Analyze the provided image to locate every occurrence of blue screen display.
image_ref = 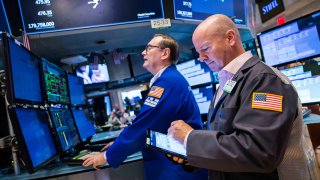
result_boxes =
[174,0,246,26]
[18,0,164,34]
[257,10,320,66]
[49,107,80,151]
[192,85,214,114]
[68,74,86,105]
[176,59,214,86]
[15,108,57,168]
[0,0,11,33]
[8,38,43,103]
[72,109,96,142]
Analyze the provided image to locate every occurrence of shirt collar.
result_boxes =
[149,65,170,87]
[222,51,253,74]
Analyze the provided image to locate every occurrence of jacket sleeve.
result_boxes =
[187,73,298,173]
[106,78,200,167]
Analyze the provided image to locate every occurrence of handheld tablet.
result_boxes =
[146,129,187,159]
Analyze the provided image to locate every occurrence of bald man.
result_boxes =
[168,14,309,180]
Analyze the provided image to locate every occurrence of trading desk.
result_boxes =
[0,152,143,180]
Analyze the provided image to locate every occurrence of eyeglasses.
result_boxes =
[144,45,164,54]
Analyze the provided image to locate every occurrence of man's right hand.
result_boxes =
[101,141,114,152]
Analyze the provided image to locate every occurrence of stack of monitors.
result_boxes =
[71,109,96,142]
[176,59,214,86]
[41,58,70,104]
[191,85,215,114]
[257,10,320,67]
[2,32,43,104]
[67,74,86,106]
[9,107,58,173]
[48,107,81,152]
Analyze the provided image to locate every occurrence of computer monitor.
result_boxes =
[67,74,86,106]
[192,85,215,114]
[9,107,58,173]
[173,0,247,26]
[76,64,110,85]
[41,58,70,104]
[257,10,320,67]
[242,39,258,55]
[176,59,214,86]
[2,32,43,104]
[280,64,320,105]
[71,109,96,142]
[48,107,81,152]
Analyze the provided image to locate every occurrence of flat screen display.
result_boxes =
[257,10,320,66]
[0,0,11,33]
[192,85,214,114]
[41,58,70,104]
[68,74,86,105]
[4,34,43,103]
[280,64,320,105]
[176,59,214,86]
[11,107,58,173]
[18,0,164,34]
[49,107,81,151]
[174,0,246,26]
[76,64,110,85]
[72,109,96,142]
[242,39,258,55]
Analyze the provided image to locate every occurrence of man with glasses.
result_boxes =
[83,34,207,179]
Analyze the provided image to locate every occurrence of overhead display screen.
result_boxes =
[18,0,164,34]
[174,0,246,26]
[0,0,11,33]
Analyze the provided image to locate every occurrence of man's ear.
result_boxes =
[161,48,171,60]
[226,30,236,46]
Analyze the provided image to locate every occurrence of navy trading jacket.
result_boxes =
[187,56,302,180]
[106,65,208,180]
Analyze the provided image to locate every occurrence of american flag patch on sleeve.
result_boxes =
[252,92,283,112]
[148,86,164,99]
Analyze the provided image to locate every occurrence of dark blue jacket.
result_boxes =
[106,65,208,180]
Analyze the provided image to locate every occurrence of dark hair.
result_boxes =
[154,34,179,64]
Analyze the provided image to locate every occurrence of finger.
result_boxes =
[170,120,178,126]
[93,164,101,170]
[173,156,179,162]
[166,154,172,158]
[177,158,184,164]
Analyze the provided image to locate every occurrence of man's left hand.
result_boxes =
[168,120,193,143]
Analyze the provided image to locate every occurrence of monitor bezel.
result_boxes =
[2,32,45,105]
[9,106,59,174]
[40,58,71,105]
[47,106,81,152]
[257,9,320,67]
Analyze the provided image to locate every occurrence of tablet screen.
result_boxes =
[146,129,186,158]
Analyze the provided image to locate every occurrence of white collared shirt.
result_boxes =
[149,65,170,87]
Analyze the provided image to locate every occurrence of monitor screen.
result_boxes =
[242,39,258,55]
[0,0,11,33]
[3,33,43,104]
[49,107,81,152]
[67,74,86,105]
[257,10,320,66]
[18,0,164,34]
[173,0,246,26]
[192,85,215,114]
[41,58,70,104]
[280,63,320,105]
[71,109,96,142]
[10,107,58,173]
[176,59,214,86]
[76,64,110,85]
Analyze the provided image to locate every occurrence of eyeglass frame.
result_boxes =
[144,44,165,54]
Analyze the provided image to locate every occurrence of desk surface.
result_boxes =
[0,152,142,180]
